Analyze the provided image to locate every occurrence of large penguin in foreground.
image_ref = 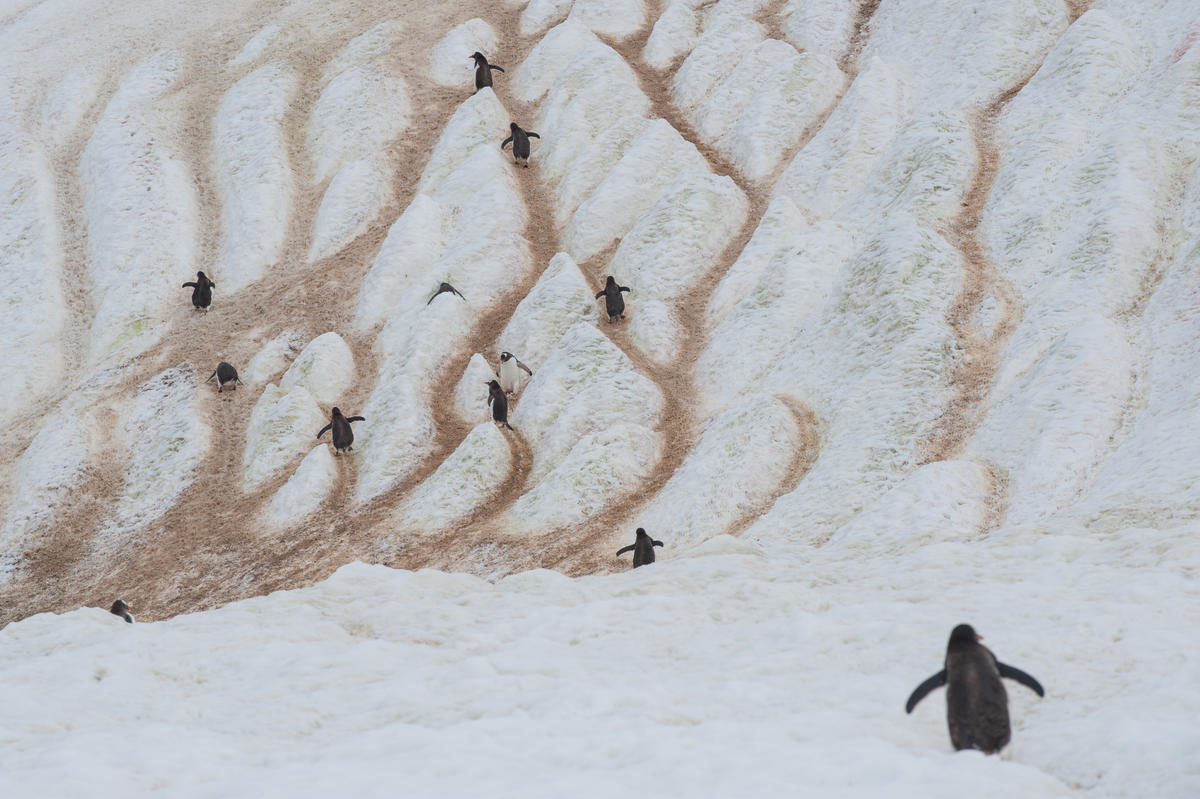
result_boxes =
[616,528,664,567]
[316,407,365,454]
[905,624,1045,754]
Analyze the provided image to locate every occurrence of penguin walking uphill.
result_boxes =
[616,528,664,568]
[207,361,242,393]
[317,407,365,454]
[905,624,1045,754]
[109,599,134,623]
[500,122,540,168]
[486,379,513,430]
[470,51,504,91]
[182,271,215,311]
[595,276,631,322]
[497,351,533,397]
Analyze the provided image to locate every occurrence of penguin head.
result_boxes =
[470,51,485,63]
[948,624,982,649]
[197,270,207,280]
[331,406,343,417]
[605,275,618,287]
[500,351,512,362]
[110,599,130,615]
[510,122,519,132]
[636,527,648,539]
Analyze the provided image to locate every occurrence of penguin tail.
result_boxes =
[206,370,217,383]
[504,422,514,431]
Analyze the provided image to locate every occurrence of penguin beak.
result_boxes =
[976,634,984,641]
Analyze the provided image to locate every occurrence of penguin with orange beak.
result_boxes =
[905,624,1044,753]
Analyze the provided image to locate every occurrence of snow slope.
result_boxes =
[1,0,1199,796]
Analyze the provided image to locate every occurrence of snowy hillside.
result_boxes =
[1,0,1198,795]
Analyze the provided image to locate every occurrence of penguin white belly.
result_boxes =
[498,359,522,394]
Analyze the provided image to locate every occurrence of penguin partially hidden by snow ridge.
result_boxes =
[905,624,1045,754]
[616,528,663,567]
[316,407,365,454]
[486,379,513,430]
[109,599,133,623]
[182,271,215,311]
[428,281,466,305]
[497,351,532,397]
[595,276,631,322]
[207,362,242,392]
[470,51,504,91]
[500,122,539,168]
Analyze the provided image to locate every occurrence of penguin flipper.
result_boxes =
[997,662,1045,697]
[451,286,465,300]
[527,132,540,139]
[504,421,514,431]
[316,424,332,439]
[616,544,636,557]
[346,416,366,423]
[500,136,513,150]
[489,65,505,72]
[517,360,533,377]
[206,370,217,383]
[652,540,664,547]
[182,281,197,288]
[594,290,605,299]
[905,670,947,713]
[619,286,631,292]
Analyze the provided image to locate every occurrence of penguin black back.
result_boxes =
[595,275,631,322]
[616,528,664,567]
[428,281,466,305]
[182,271,215,310]
[207,361,242,392]
[905,624,1045,754]
[316,406,366,453]
[470,51,504,91]
[109,599,133,623]
[486,379,513,430]
[500,122,540,167]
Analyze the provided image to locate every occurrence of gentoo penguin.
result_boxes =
[905,624,1045,754]
[206,362,242,392]
[616,528,664,567]
[181,271,215,311]
[595,276,631,322]
[470,51,504,91]
[428,281,466,305]
[486,379,513,430]
[500,122,540,168]
[316,407,365,454]
[497,351,533,397]
[109,600,133,623]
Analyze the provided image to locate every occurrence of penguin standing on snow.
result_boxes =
[109,600,134,623]
[207,362,242,392]
[500,123,540,168]
[486,379,513,430]
[182,271,215,311]
[905,624,1045,754]
[316,407,365,454]
[470,51,504,91]
[595,276,631,322]
[616,528,664,567]
[428,281,466,305]
[497,351,533,397]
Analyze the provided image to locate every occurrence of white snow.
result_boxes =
[643,1,698,69]
[429,19,499,89]
[451,353,500,426]
[242,382,325,491]
[265,444,337,528]
[213,62,296,292]
[392,422,512,534]
[496,252,601,368]
[278,332,355,406]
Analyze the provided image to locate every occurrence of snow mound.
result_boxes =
[265,445,337,528]
[643,1,699,69]
[278,332,355,406]
[497,252,601,369]
[394,422,512,534]
[243,383,325,491]
[452,353,500,426]
[429,19,499,89]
